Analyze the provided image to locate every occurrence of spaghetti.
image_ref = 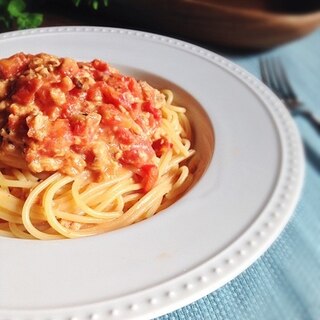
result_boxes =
[0,53,195,239]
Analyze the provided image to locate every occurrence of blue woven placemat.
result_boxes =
[158,29,320,320]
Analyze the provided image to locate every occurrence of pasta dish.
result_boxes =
[0,53,195,239]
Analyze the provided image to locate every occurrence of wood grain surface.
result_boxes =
[29,0,320,50]
[106,0,320,49]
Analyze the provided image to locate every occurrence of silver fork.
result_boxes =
[259,58,320,132]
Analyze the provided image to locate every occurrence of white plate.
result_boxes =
[0,27,304,320]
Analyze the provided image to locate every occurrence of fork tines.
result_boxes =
[259,58,297,101]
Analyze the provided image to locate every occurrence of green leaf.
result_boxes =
[72,0,81,7]
[16,12,43,29]
[92,0,98,10]
[7,0,26,17]
[70,0,109,9]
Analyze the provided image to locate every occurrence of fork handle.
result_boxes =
[293,108,320,133]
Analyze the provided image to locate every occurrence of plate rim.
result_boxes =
[0,26,305,320]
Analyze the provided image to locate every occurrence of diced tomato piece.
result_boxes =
[70,117,87,136]
[92,59,109,72]
[87,82,104,102]
[35,85,57,116]
[106,73,126,89]
[101,85,121,106]
[59,58,79,77]
[69,87,87,100]
[36,85,52,105]
[84,149,95,164]
[116,128,134,145]
[101,85,131,110]
[60,96,82,120]
[140,164,158,192]
[142,101,161,120]
[12,78,43,105]
[92,70,103,81]
[70,113,101,143]
[0,53,29,79]
[128,78,143,98]
[120,149,140,166]
[120,140,155,167]
[99,103,123,127]
[152,138,172,157]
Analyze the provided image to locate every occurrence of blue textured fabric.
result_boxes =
[158,29,320,320]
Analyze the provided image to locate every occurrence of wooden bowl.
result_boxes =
[106,0,320,50]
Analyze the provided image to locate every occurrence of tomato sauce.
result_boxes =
[0,53,171,191]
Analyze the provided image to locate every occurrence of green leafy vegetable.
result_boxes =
[0,0,109,31]
[0,0,43,30]
[7,0,26,17]
[17,12,43,29]
[72,0,109,10]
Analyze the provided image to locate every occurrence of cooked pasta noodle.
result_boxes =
[0,53,196,239]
